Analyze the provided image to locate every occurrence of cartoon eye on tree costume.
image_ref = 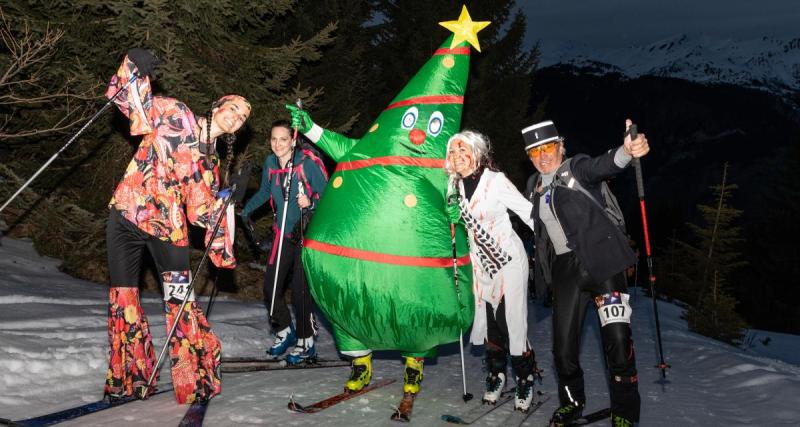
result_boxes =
[291,6,490,358]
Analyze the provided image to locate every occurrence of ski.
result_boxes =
[287,378,396,414]
[0,387,172,427]
[441,393,515,425]
[499,393,550,427]
[566,407,611,426]
[546,407,612,427]
[177,400,209,427]
[220,357,349,373]
[390,392,416,422]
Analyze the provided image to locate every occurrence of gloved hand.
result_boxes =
[446,199,461,223]
[127,48,163,81]
[285,104,314,134]
[217,187,233,199]
[228,161,252,203]
[445,174,462,224]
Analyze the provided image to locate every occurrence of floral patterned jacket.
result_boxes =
[106,56,235,268]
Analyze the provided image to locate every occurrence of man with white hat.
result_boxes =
[522,119,649,427]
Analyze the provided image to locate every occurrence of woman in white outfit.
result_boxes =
[444,130,538,412]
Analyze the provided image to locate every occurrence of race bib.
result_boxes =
[162,270,195,302]
[595,292,631,327]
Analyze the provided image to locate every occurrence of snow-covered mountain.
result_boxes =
[539,34,800,103]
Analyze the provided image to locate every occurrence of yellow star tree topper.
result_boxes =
[439,5,491,52]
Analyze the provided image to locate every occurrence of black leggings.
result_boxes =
[485,298,536,380]
[263,236,316,339]
[551,251,640,422]
[106,209,189,296]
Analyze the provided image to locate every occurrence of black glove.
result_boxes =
[228,161,253,203]
[126,48,163,80]
[240,214,273,254]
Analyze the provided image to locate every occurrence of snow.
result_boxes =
[1,236,800,426]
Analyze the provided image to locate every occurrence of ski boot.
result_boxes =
[483,347,507,404]
[344,353,372,392]
[267,325,297,358]
[514,374,535,412]
[286,336,317,365]
[403,357,424,394]
[611,413,635,427]
[549,403,585,426]
[483,372,506,404]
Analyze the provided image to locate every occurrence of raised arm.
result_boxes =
[105,49,161,136]
[574,119,650,185]
[286,104,358,161]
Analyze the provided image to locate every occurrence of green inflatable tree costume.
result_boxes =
[288,6,490,391]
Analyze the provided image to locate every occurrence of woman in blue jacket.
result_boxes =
[241,120,328,364]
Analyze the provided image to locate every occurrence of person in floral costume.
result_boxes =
[104,48,250,404]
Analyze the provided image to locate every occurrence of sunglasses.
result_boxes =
[527,142,559,159]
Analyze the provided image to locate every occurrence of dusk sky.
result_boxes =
[520,0,800,48]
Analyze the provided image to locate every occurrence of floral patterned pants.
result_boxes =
[105,288,221,404]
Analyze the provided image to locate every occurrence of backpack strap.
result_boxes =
[552,158,607,214]
[553,158,626,231]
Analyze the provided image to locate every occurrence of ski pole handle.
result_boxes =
[628,124,646,199]
[292,98,303,143]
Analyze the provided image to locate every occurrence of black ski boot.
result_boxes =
[549,403,584,427]
[510,349,539,412]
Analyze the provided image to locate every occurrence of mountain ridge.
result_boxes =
[539,34,800,106]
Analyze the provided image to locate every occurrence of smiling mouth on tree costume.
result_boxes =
[404,128,430,155]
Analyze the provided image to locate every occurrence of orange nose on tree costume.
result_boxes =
[103,52,244,404]
[288,6,490,404]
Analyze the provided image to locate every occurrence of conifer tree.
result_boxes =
[655,229,696,304]
[683,162,748,344]
[686,271,748,345]
[272,0,375,135]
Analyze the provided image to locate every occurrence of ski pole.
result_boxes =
[142,186,237,398]
[204,275,220,318]
[0,77,137,214]
[298,180,308,345]
[268,99,303,318]
[448,175,473,403]
[205,161,252,319]
[629,124,670,379]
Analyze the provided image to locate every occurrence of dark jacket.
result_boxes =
[241,148,328,236]
[524,149,636,285]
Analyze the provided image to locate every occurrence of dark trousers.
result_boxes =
[106,208,189,292]
[263,236,316,339]
[551,251,640,422]
[485,298,536,380]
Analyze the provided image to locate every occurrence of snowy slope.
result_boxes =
[539,35,800,102]
[1,236,800,426]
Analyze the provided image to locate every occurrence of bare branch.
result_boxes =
[0,6,98,141]
[0,114,90,139]
[0,89,98,104]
